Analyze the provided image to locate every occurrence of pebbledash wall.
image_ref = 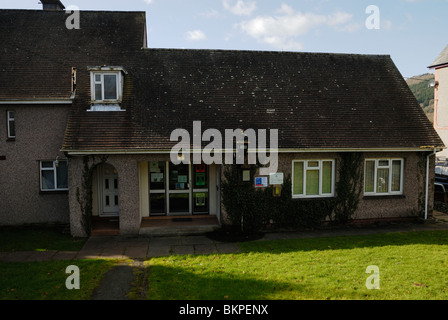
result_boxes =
[273,151,433,221]
[0,104,70,225]
[67,150,435,237]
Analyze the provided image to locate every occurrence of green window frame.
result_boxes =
[364,159,403,195]
[292,160,335,198]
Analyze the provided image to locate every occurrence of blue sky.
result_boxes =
[3,0,448,78]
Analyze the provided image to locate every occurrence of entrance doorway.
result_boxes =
[149,161,209,216]
[98,164,119,216]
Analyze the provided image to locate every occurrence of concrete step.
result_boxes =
[139,224,220,237]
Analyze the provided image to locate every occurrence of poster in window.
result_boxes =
[196,172,206,186]
[150,162,161,173]
[195,164,206,172]
[195,193,206,206]
[150,173,164,183]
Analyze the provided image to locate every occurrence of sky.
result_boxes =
[3,0,448,79]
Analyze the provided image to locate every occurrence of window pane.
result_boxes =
[193,192,209,213]
[95,74,101,82]
[308,161,319,168]
[322,161,332,194]
[149,161,166,190]
[293,162,303,195]
[41,170,55,190]
[56,161,68,189]
[194,164,208,188]
[378,160,389,167]
[104,74,117,99]
[150,193,165,214]
[8,112,15,137]
[306,170,319,195]
[41,161,54,168]
[391,160,402,192]
[376,168,389,193]
[365,161,375,193]
[95,83,102,100]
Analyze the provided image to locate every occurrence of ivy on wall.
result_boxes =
[75,155,108,235]
[332,152,363,224]
[221,153,363,233]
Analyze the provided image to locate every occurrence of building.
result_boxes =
[0,2,443,237]
[429,45,448,160]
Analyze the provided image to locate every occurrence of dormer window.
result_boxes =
[88,66,126,111]
[94,73,118,101]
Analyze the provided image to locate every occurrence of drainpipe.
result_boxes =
[425,148,437,220]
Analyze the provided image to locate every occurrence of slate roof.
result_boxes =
[1,9,443,152]
[0,9,146,100]
[429,45,448,69]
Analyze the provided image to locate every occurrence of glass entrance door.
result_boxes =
[149,161,210,216]
[168,163,191,214]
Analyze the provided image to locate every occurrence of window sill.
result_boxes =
[363,194,405,200]
[88,104,125,112]
[39,190,69,195]
[291,196,336,201]
[6,138,15,142]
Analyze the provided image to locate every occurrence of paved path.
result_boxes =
[2,214,448,262]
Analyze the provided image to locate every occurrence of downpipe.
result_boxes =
[425,148,437,220]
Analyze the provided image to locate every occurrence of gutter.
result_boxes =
[425,147,438,220]
[63,147,439,155]
[0,99,73,105]
[0,90,76,105]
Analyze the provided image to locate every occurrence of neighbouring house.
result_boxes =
[429,45,448,160]
[0,2,444,237]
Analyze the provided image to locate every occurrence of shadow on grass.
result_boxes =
[238,229,448,254]
[147,264,306,300]
[0,225,86,252]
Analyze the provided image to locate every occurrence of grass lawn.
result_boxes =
[0,225,86,252]
[0,259,117,300]
[146,230,448,300]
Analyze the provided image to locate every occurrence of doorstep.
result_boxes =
[139,215,220,236]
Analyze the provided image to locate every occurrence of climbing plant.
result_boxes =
[221,152,365,233]
[332,152,364,224]
[76,155,108,235]
[221,165,334,233]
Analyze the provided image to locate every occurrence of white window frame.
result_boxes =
[91,72,120,102]
[292,159,335,199]
[88,66,126,111]
[7,110,15,138]
[364,158,404,196]
[40,160,69,192]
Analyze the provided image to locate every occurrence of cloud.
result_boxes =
[223,0,256,16]
[198,9,222,19]
[238,4,358,50]
[185,30,207,41]
[143,0,154,4]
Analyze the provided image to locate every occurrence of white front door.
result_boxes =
[100,165,119,216]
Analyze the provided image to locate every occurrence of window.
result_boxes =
[93,73,118,101]
[7,110,15,139]
[40,160,68,191]
[292,160,335,198]
[89,67,125,110]
[364,159,403,195]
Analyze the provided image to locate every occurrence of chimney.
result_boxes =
[41,0,65,11]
